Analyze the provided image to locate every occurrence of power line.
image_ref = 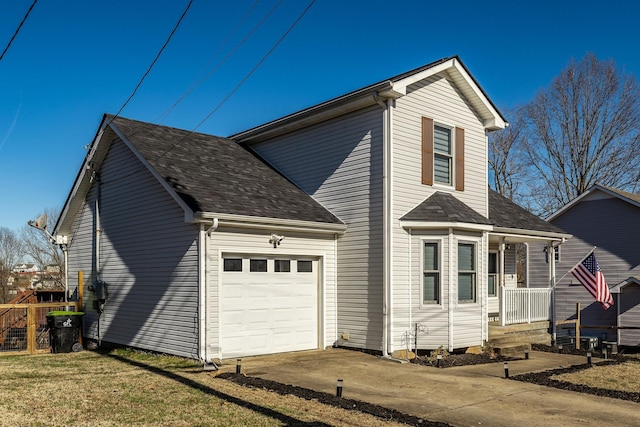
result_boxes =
[110,0,194,122]
[0,0,38,63]
[102,0,316,185]
[153,0,267,123]
[191,0,315,133]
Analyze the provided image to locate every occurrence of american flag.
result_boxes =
[571,252,613,310]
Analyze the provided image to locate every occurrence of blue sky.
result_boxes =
[0,0,638,232]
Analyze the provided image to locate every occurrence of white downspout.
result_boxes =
[334,233,338,346]
[408,228,412,349]
[548,240,557,342]
[62,245,69,302]
[448,228,454,351]
[380,96,394,357]
[200,218,218,366]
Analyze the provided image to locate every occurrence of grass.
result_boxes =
[551,359,640,393]
[0,349,405,427]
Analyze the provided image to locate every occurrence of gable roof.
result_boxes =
[231,56,507,144]
[548,184,640,221]
[488,188,567,236]
[55,115,344,236]
[401,192,492,226]
[610,276,640,294]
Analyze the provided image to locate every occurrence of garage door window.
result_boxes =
[274,260,290,272]
[250,259,267,272]
[223,258,242,272]
[297,260,313,272]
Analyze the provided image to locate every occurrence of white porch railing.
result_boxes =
[499,287,552,326]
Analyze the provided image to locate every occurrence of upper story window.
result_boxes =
[434,125,452,185]
[422,117,465,191]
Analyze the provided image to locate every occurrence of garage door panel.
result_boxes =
[220,256,318,358]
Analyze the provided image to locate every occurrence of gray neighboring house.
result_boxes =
[529,185,640,347]
[55,56,568,361]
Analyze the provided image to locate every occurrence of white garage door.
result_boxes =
[220,256,319,358]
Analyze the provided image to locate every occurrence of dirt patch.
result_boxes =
[217,373,451,427]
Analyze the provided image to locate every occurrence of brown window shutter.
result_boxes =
[455,127,465,191]
[422,117,434,185]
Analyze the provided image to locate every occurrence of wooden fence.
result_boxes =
[0,301,81,355]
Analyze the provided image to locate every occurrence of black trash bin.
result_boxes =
[46,311,84,353]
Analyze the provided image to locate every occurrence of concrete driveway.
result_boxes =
[215,348,639,427]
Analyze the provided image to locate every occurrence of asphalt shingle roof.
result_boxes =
[109,116,342,224]
[400,192,492,225]
[488,188,564,233]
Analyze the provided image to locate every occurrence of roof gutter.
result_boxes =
[193,212,347,234]
[231,81,395,144]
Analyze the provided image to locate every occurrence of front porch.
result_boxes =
[488,287,554,356]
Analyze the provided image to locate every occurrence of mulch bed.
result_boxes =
[410,351,520,368]
[217,346,638,426]
[217,372,450,427]
[510,344,640,403]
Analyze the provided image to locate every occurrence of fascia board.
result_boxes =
[399,220,493,232]
[195,212,347,234]
[491,228,572,241]
[54,118,111,236]
[108,122,195,223]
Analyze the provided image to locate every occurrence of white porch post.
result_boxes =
[498,238,506,326]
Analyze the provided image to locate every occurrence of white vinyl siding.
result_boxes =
[67,139,200,358]
[206,227,337,359]
[250,106,384,352]
[392,71,489,350]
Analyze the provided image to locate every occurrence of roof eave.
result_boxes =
[491,227,571,241]
[232,56,507,144]
[399,220,493,232]
[194,212,347,234]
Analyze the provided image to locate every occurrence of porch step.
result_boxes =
[489,331,551,347]
[488,321,551,354]
[493,342,531,357]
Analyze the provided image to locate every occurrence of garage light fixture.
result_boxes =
[269,233,284,248]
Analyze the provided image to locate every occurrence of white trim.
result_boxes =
[419,237,445,308]
[109,122,195,222]
[195,213,346,234]
[448,228,454,351]
[401,221,493,232]
[490,229,571,241]
[547,184,640,221]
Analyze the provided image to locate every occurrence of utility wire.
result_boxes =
[0,0,38,63]
[154,0,315,163]
[109,0,194,123]
[154,0,268,123]
[192,0,315,134]
[102,0,316,185]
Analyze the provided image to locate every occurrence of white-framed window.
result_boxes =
[458,242,476,303]
[422,241,441,304]
[488,252,497,297]
[421,117,465,191]
[544,245,560,263]
[433,125,453,185]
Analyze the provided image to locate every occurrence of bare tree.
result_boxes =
[0,227,24,303]
[489,106,529,203]
[522,53,640,216]
[21,208,65,290]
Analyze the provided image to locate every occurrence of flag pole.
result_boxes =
[551,245,596,345]
[554,246,597,286]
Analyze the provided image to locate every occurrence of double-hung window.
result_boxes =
[433,125,452,185]
[422,117,465,191]
[423,242,440,304]
[458,242,476,303]
[487,252,497,297]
